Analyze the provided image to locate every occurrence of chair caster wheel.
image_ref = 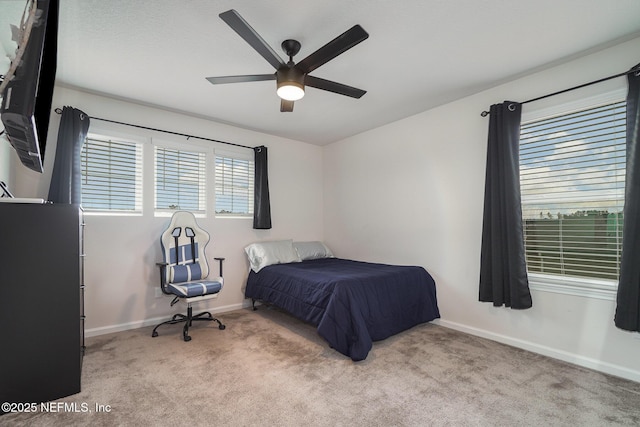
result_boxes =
[152,331,158,337]
[219,324,226,330]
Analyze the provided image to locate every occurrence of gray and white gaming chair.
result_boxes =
[152,211,225,341]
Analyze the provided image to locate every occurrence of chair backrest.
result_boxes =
[160,211,210,284]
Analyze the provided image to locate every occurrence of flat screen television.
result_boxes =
[0,0,58,173]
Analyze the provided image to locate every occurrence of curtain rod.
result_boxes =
[54,108,256,150]
[480,67,639,117]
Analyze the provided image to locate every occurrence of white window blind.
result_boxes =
[81,136,143,213]
[215,154,254,216]
[154,147,206,213]
[520,100,626,282]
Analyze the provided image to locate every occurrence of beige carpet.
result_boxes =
[4,306,640,426]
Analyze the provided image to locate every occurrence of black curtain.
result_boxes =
[47,106,90,204]
[479,101,532,309]
[615,63,640,331]
[253,145,272,229]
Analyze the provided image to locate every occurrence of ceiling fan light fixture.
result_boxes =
[277,81,305,101]
[276,66,305,101]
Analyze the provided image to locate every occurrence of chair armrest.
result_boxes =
[156,262,172,295]
[214,257,225,277]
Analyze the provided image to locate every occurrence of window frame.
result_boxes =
[80,132,144,216]
[214,148,255,218]
[153,143,208,217]
[520,88,626,300]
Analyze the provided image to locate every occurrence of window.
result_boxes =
[520,100,625,289]
[215,152,254,216]
[81,135,143,213]
[154,146,206,214]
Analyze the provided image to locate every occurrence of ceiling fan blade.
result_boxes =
[206,74,276,85]
[280,99,294,112]
[296,25,369,74]
[305,75,366,98]
[219,9,285,70]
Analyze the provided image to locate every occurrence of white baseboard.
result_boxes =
[433,319,640,383]
[85,302,250,338]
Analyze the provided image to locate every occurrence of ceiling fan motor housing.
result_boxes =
[276,66,305,100]
[277,66,305,87]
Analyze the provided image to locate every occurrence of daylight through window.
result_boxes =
[154,147,206,214]
[81,135,143,213]
[519,101,626,282]
[215,154,254,216]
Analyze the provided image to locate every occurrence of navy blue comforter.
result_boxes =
[245,258,440,361]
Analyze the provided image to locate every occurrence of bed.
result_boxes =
[244,240,440,361]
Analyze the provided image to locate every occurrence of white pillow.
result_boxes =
[293,241,334,261]
[244,240,301,272]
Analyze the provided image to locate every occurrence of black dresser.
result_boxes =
[0,202,85,408]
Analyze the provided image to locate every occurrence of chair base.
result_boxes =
[151,305,225,341]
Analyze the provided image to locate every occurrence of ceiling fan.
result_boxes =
[206,9,369,112]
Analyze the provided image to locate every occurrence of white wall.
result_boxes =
[7,37,639,381]
[324,37,640,381]
[12,86,324,335]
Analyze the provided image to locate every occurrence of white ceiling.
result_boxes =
[48,1,640,144]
